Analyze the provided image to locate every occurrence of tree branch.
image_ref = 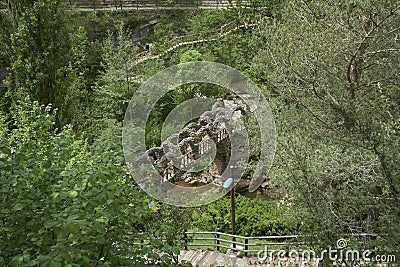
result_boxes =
[346,5,400,99]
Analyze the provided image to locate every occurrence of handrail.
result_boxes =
[132,21,259,66]
[185,231,301,256]
[185,231,299,240]
[185,231,383,239]
[188,238,302,247]
[164,128,228,180]
[132,231,387,256]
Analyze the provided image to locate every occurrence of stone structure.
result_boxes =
[133,98,246,186]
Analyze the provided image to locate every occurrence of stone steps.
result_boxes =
[179,249,322,266]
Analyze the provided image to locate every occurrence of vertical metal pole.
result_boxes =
[230,165,236,250]
[184,232,188,250]
[216,230,220,251]
[231,188,236,249]
[244,237,248,257]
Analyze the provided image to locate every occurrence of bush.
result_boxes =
[191,192,299,236]
[0,100,188,266]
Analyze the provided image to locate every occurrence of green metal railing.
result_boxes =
[133,231,301,257]
[133,231,386,257]
[184,231,301,257]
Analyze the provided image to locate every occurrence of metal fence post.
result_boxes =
[244,235,248,257]
[184,232,188,250]
[216,229,220,251]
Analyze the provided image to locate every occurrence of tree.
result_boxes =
[0,0,102,127]
[92,25,138,122]
[250,0,400,255]
[0,0,68,99]
[0,99,189,266]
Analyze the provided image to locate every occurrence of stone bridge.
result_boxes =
[132,98,247,187]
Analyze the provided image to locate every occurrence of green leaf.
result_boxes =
[48,261,62,267]
[10,255,24,266]
[69,190,78,198]
[13,203,24,211]
[67,221,79,234]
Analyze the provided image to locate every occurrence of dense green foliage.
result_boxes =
[0,100,192,266]
[192,193,299,237]
[0,0,399,265]
[251,0,400,253]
